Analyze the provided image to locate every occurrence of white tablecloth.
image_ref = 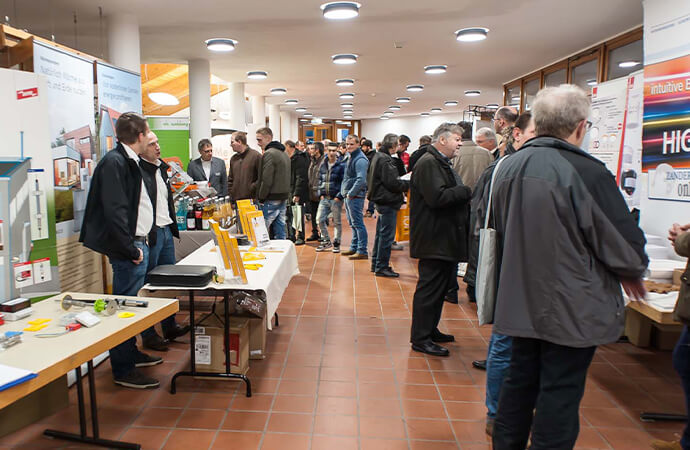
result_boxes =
[142,239,299,329]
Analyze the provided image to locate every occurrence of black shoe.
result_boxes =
[375,268,399,278]
[306,235,319,242]
[444,295,458,304]
[134,352,163,368]
[472,359,487,371]
[164,324,190,341]
[295,239,305,245]
[466,285,476,303]
[142,333,169,352]
[113,369,160,389]
[411,341,449,357]
[431,330,455,343]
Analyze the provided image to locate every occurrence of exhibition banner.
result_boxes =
[148,116,191,169]
[589,76,628,177]
[618,71,645,207]
[642,0,690,201]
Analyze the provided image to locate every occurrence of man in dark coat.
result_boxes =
[285,140,309,244]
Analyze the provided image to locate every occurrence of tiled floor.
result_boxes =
[3,216,686,449]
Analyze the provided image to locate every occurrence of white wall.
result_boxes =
[361,113,462,151]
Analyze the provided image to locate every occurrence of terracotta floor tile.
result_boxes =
[320,367,357,382]
[231,394,274,412]
[266,412,313,434]
[318,381,357,397]
[222,411,269,431]
[316,396,358,415]
[211,431,262,450]
[360,397,403,417]
[360,416,408,439]
[400,384,441,400]
[451,420,492,443]
[261,432,311,450]
[438,386,483,402]
[277,380,318,396]
[406,418,456,441]
[272,395,316,413]
[176,408,225,429]
[133,407,183,428]
[361,438,411,450]
[396,370,435,385]
[359,368,397,383]
[359,382,399,399]
[574,427,611,449]
[162,429,215,450]
[150,391,195,408]
[314,414,359,436]
[119,427,172,450]
[311,435,359,450]
[597,427,656,450]
[410,440,460,450]
[403,399,449,419]
[188,392,235,409]
[444,402,486,421]
[581,407,638,428]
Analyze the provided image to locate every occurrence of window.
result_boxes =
[506,85,521,111]
[523,77,540,111]
[79,137,91,145]
[569,52,600,91]
[607,39,643,80]
[544,68,567,87]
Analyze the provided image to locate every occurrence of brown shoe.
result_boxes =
[651,440,682,450]
[341,249,356,256]
[349,253,368,260]
[485,417,494,436]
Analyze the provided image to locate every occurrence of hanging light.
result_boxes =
[618,60,640,68]
[344,115,353,119]
[424,65,447,74]
[332,53,358,65]
[339,93,355,100]
[148,92,179,106]
[246,70,268,80]
[320,2,361,20]
[285,99,299,105]
[270,88,287,95]
[396,97,411,103]
[406,84,424,92]
[336,78,355,87]
[296,107,307,112]
[342,109,353,114]
[388,105,401,110]
[464,90,481,97]
[444,101,459,106]
[455,27,489,42]
[431,108,442,113]
[205,38,238,52]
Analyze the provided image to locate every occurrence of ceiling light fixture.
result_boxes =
[396,97,411,103]
[320,2,361,20]
[486,103,499,108]
[285,99,299,105]
[332,53,358,65]
[455,27,489,42]
[295,107,307,112]
[424,65,447,74]
[431,107,442,113]
[148,92,179,106]
[341,102,353,108]
[336,78,355,86]
[406,84,424,92]
[342,109,353,114]
[618,60,640,68]
[205,38,238,52]
[299,119,308,122]
[344,115,353,119]
[246,70,268,80]
[586,79,597,86]
[420,112,430,116]
[270,88,287,95]
[464,90,481,96]
[339,93,355,100]
[383,111,394,116]
[380,116,390,120]
[444,101,458,106]
[388,105,401,110]
[304,113,313,117]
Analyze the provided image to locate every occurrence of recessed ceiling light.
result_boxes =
[339,93,355,100]
[486,103,499,108]
[285,99,299,105]
[420,112,430,116]
[406,84,424,92]
[586,79,597,86]
[431,108,442,113]
[618,60,640,68]
[444,101,458,106]
[205,38,238,52]
[383,111,394,116]
[295,107,307,112]
[396,97,411,103]
[344,115,353,119]
[246,70,268,80]
[455,27,489,42]
[424,65,447,74]
[388,105,401,110]
[332,53,358,65]
[270,88,287,95]
[380,116,390,120]
[299,119,308,122]
[304,113,313,117]
[336,78,355,86]
[341,102,353,108]
[511,95,521,101]
[464,90,481,97]
[148,92,179,106]
[320,2,361,20]
[342,109,353,114]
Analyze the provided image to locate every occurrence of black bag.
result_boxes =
[147,265,216,287]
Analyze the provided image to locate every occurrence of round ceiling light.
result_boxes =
[341,102,353,108]
[246,70,268,80]
[486,103,499,108]
[332,53,358,65]
[336,78,355,87]
[295,107,307,112]
[344,115,353,119]
[424,65,447,74]
[396,97,411,103]
[342,109,353,114]
[464,90,481,97]
[148,92,179,106]
[388,105,401,110]
[455,27,489,42]
[444,101,458,106]
[420,112,430,117]
[339,93,355,100]
[303,112,313,117]
[586,79,597,86]
[406,84,424,92]
[320,2,361,20]
[285,99,299,105]
[618,60,640,68]
[270,88,287,95]
[299,119,308,122]
[431,107,442,113]
[205,38,238,52]
[383,111,394,116]
[380,116,390,120]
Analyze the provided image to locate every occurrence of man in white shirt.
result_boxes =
[187,139,228,196]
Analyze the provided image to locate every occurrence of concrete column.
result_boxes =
[188,59,212,158]
[268,104,281,141]
[290,113,299,141]
[247,96,266,150]
[106,14,140,73]
[227,82,246,132]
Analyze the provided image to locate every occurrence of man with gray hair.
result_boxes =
[489,85,647,449]
[409,123,472,356]
[475,127,499,159]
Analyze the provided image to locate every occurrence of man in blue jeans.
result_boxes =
[340,134,369,260]
[80,112,163,389]
[367,133,409,277]
[256,127,291,239]
[316,143,345,253]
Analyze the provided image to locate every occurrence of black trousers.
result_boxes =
[308,200,320,237]
[493,337,596,450]
[410,258,456,344]
[286,202,305,241]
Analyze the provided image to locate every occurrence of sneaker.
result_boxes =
[134,352,163,368]
[332,244,340,253]
[306,234,320,242]
[391,242,404,251]
[142,333,169,352]
[341,249,356,256]
[113,369,160,389]
[295,239,305,245]
[316,241,333,252]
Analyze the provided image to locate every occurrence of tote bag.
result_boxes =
[475,157,505,326]
[291,204,303,232]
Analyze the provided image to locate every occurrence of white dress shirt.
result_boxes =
[202,159,212,181]
[153,160,173,227]
[122,144,154,237]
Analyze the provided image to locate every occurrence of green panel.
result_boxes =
[156,130,191,170]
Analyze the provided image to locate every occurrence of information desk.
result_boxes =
[140,239,299,396]
[0,292,178,449]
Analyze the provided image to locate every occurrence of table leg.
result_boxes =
[44,360,140,449]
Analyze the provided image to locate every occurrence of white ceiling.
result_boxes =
[3,0,642,119]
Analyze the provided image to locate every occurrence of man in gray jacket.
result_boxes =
[187,139,227,197]
[256,127,290,239]
[490,84,648,449]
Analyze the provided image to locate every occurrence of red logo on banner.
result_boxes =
[16,87,38,100]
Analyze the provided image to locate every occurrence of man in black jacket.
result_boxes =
[285,140,309,245]
[80,112,162,389]
[367,133,409,278]
[307,143,325,242]
[407,135,432,172]
[409,123,472,357]
[362,139,377,217]
[138,131,189,351]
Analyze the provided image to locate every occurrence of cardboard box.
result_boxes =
[194,315,249,375]
[231,315,267,360]
[673,268,684,287]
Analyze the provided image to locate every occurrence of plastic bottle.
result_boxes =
[194,199,203,230]
[187,201,197,230]
[176,197,187,231]
[201,200,212,230]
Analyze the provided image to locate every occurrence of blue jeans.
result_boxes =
[486,332,513,418]
[674,326,690,450]
[371,204,397,271]
[142,226,177,339]
[262,200,287,240]
[109,240,149,378]
[317,197,343,244]
[345,196,367,254]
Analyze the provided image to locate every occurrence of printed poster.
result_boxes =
[589,77,628,177]
[617,71,645,207]
[96,62,141,159]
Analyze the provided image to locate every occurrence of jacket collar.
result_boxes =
[428,145,452,164]
[521,136,598,163]
[266,141,286,151]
